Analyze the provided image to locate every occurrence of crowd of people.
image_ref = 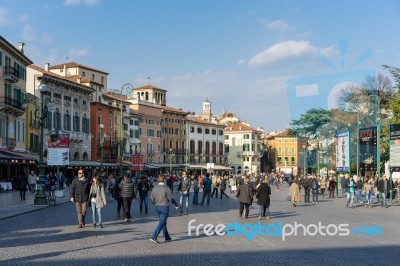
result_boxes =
[66,168,398,244]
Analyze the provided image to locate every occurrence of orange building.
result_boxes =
[267,131,308,176]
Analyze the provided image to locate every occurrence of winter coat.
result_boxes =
[289,182,300,202]
[119,178,135,198]
[70,177,90,203]
[202,177,212,192]
[236,183,253,205]
[320,179,327,189]
[256,183,271,207]
[311,179,319,194]
[18,174,28,190]
[89,183,107,208]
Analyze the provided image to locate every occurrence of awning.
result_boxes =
[144,163,162,169]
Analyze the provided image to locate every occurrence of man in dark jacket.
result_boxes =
[137,176,151,213]
[119,174,135,222]
[378,175,390,208]
[18,171,28,201]
[311,176,319,203]
[256,178,271,220]
[303,176,312,203]
[70,169,90,228]
[200,173,212,206]
[178,171,191,215]
[236,176,254,218]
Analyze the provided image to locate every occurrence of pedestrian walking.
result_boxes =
[289,179,300,207]
[229,176,236,194]
[236,176,253,218]
[219,176,229,200]
[192,175,200,205]
[303,175,311,203]
[150,174,178,244]
[18,171,28,201]
[28,171,37,194]
[89,175,107,228]
[328,177,336,198]
[114,177,123,217]
[345,175,355,208]
[210,175,220,198]
[200,173,212,206]
[378,175,390,208]
[137,176,151,213]
[178,171,191,215]
[70,169,91,228]
[311,176,319,203]
[256,178,271,220]
[320,178,327,198]
[119,174,135,223]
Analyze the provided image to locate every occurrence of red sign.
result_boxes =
[132,155,144,170]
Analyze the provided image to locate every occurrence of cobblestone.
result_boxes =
[0,186,399,265]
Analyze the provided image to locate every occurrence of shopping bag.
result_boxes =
[297,195,301,202]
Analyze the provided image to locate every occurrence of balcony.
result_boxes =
[3,66,19,83]
[69,132,88,142]
[1,137,16,151]
[0,97,25,117]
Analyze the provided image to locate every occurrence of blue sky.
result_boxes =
[1,0,400,131]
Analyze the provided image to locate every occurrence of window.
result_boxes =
[64,110,71,130]
[82,100,87,106]
[82,71,86,77]
[205,128,210,134]
[54,108,61,129]
[92,74,95,81]
[64,96,71,101]
[54,93,61,99]
[101,76,104,84]
[212,129,216,135]
[197,127,202,134]
[190,126,194,133]
[244,134,250,139]
[73,112,80,132]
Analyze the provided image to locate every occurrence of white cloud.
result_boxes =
[64,0,101,6]
[237,59,246,66]
[0,7,11,27]
[67,48,90,58]
[248,40,318,68]
[21,24,37,41]
[264,20,289,32]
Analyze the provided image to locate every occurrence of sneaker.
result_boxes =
[266,216,270,220]
[185,213,189,215]
[150,238,161,244]
[165,238,172,242]
[78,224,83,228]
[92,224,96,228]
[100,224,104,228]
[258,216,262,220]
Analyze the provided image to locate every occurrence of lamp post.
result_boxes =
[33,82,54,206]
[113,83,134,177]
[134,142,141,184]
[167,148,175,175]
[302,144,306,176]
[99,123,105,175]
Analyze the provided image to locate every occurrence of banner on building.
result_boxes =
[359,126,377,172]
[335,131,350,172]
[132,155,144,171]
[207,163,215,173]
[390,124,400,168]
[47,134,70,166]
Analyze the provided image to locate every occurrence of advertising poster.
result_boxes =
[390,124,400,168]
[359,126,377,172]
[335,131,350,172]
[47,134,70,166]
[132,155,144,171]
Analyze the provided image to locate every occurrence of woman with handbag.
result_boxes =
[289,179,300,207]
[256,178,271,220]
[89,175,107,228]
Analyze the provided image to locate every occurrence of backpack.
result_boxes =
[312,180,317,190]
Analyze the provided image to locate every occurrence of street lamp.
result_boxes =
[133,140,142,185]
[113,83,134,177]
[32,82,54,206]
[166,148,175,175]
[99,124,106,175]
[302,144,306,176]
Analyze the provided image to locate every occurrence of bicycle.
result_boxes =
[47,186,57,206]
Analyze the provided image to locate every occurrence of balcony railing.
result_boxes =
[3,66,19,83]
[2,97,25,112]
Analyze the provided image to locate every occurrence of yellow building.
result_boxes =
[267,131,308,176]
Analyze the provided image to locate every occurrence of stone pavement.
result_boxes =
[0,184,399,266]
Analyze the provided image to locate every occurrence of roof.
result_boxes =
[134,84,167,92]
[187,116,225,127]
[103,92,132,104]
[273,131,292,138]
[28,65,95,92]
[224,122,262,133]
[0,35,33,65]
[161,105,188,115]
[49,62,109,75]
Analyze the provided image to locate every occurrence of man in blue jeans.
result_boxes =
[200,173,212,206]
[178,171,191,215]
[150,174,178,244]
[137,176,151,213]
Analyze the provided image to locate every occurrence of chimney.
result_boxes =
[63,64,67,77]
[77,77,81,84]
[44,63,50,71]
[18,42,25,54]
